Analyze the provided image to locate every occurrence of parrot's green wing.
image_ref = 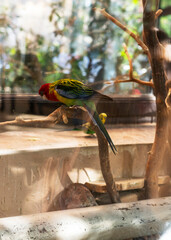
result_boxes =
[52,79,113,102]
[53,79,94,100]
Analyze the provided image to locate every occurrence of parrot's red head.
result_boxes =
[39,83,59,101]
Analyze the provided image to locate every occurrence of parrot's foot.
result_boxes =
[70,105,87,112]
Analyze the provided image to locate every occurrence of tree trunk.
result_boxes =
[143,0,168,198]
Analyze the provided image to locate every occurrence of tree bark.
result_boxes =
[143,0,168,198]
[95,128,121,203]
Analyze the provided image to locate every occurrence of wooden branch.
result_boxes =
[0,106,81,127]
[115,77,154,88]
[165,88,171,109]
[114,44,154,88]
[95,126,120,203]
[155,9,163,19]
[0,106,90,128]
[0,105,120,203]
[161,6,171,16]
[94,8,149,55]
[0,116,54,128]
[123,43,133,80]
[165,81,171,109]
[92,7,154,91]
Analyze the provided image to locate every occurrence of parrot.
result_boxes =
[39,79,117,155]
[82,113,107,136]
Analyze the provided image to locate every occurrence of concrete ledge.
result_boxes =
[85,175,171,193]
[0,197,171,240]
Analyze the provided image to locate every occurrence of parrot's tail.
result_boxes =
[85,105,117,155]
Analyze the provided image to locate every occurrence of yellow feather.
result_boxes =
[49,83,76,106]
[83,112,107,135]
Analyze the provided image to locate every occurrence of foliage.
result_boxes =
[159,0,171,36]
[0,0,166,94]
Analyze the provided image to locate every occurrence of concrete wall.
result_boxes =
[0,142,170,218]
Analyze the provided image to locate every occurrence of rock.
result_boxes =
[48,183,98,211]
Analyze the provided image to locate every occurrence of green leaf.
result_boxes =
[10,48,16,56]
[49,13,53,22]
[132,0,138,5]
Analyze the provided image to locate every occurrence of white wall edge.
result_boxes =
[0,197,171,240]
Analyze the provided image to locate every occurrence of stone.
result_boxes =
[48,183,98,211]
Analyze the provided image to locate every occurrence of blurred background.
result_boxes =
[0,0,170,122]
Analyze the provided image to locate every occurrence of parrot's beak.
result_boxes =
[39,91,48,100]
[42,95,48,100]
